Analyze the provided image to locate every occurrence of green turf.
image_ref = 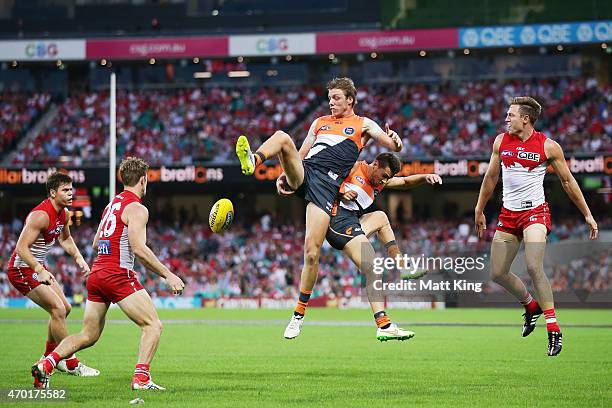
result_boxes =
[0,308,610,407]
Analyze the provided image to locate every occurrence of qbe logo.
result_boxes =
[517,151,540,161]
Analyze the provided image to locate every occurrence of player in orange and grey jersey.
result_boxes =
[278,152,442,340]
[236,77,403,339]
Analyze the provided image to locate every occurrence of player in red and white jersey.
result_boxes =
[8,172,99,387]
[32,157,185,390]
[475,96,598,357]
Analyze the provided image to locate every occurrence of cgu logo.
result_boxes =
[256,38,289,53]
[517,151,540,161]
[25,43,59,58]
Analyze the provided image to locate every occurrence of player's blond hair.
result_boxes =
[327,77,357,107]
[509,96,542,125]
[119,157,149,187]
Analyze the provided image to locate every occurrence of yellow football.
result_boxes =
[209,198,234,233]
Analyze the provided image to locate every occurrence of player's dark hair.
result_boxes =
[375,153,402,175]
[119,157,149,187]
[327,77,357,107]
[509,96,542,124]
[46,172,72,196]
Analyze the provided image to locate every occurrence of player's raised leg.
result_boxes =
[343,234,414,341]
[523,224,561,356]
[236,131,304,190]
[32,300,108,388]
[361,210,426,279]
[117,290,166,390]
[490,230,543,337]
[284,203,329,339]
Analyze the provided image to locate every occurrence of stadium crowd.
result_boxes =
[2,77,610,166]
[1,216,609,300]
[8,86,321,166]
[0,92,51,155]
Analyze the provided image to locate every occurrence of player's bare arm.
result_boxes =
[385,174,442,189]
[58,211,90,276]
[545,139,598,240]
[362,119,403,152]
[91,211,104,251]
[15,210,54,285]
[125,202,185,294]
[475,134,503,238]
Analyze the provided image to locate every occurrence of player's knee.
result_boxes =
[64,303,72,317]
[49,302,67,320]
[304,246,320,266]
[273,130,293,148]
[147,319,163,337]
[525,259,543,276]
[81,330,99,347]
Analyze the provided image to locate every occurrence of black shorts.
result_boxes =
[326,207,365,250]
[295,163,342,216]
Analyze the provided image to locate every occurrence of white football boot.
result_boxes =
[376,323,415,342]
[283,315,304,339]
[132,378,166,390]
[56,360,100,376]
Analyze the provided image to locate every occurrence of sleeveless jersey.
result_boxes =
[9,199,67,268]
[338,161,385,214]
[499,131,548,211]
[304,114,365,182]
[92,190,141,272]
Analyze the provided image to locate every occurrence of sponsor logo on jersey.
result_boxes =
[32,272,39,281]
[318,125,331,132]
[98,239,111,255]
[501,150,514,157]
[521,201,533,209]
[327,171,338,180]
[517,151,541,161]
[49,225,64,235]
[355,176,365,184]
[517,147,525,151]
[497,221,503,227]
[354,227,361,232]
[343,127,355,136]
[529,216,539,222]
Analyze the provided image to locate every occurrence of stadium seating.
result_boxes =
[1,217,608,299]
[5,76,607,166]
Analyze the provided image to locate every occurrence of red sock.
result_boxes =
[134,364,150,382]
[65,354,80,370]
[44,341,57,357]
[43,352,60,373]
[520,293,541,314]
[543,308,561,332]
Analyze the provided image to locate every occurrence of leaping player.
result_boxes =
[32,157,185,389]
[475,96,598,356]
[235,77,402,338]
[279,152,442,340]
[7,172,99,387]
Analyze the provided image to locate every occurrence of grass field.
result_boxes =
[0,307,611,407]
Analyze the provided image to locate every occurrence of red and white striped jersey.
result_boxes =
[499,131,548,211]
[92,190,141,272]
[9,199,67,268]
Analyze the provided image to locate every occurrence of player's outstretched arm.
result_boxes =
[545,139,598,240]
[15,210,54,285]
[126,203,185,294]
[58,212,90,276]
[385,174,442,190]
[363,119,403,152]
[474,134,503,239]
